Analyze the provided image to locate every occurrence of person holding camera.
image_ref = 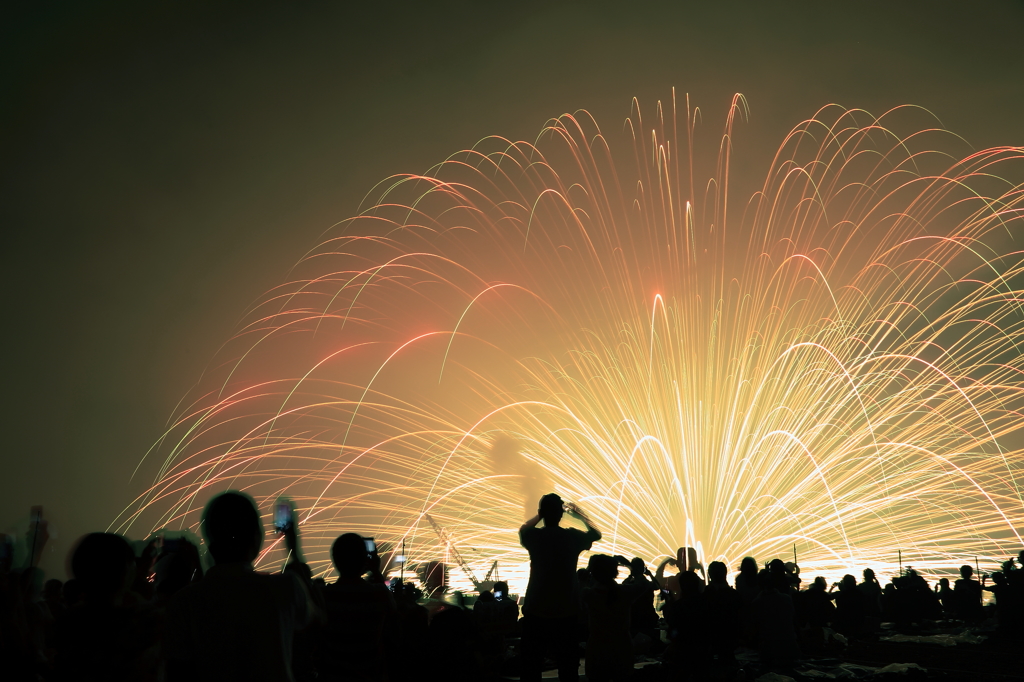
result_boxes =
[519,493,602,682]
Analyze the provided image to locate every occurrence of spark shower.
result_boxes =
[116,93,1024,588]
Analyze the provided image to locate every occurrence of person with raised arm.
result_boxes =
[655,546,705,600]
[163,491,317,682]
[519,493,602,682]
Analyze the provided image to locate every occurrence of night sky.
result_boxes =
[4,1,1023,578]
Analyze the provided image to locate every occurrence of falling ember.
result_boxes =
[114,92,1024,592]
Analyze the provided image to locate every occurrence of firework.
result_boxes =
[114,92,1024,591]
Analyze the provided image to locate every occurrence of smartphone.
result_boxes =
[494,589,504,599]
[364,537,377,554]
[274,500,292,533]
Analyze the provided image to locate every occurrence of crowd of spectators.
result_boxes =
[1,492,1022,681]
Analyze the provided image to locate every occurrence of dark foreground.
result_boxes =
[497,625,1020,682]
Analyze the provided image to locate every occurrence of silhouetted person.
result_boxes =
[42,578,64,617]
[474,577,519,676]
[152,536,204,601]
[317,533,395,682]
[751,570,799,672]
[490,579,519,630]
[663,570,710,680]
[519,493,601,682]
[734,556,760,605]
[164,491,314,682]
[891,568,940,627]
[581,554,657,682]
[766,558,791,594]
[783,561,802,591]
[622,557,658,638]
[17,566,48,670]
[427,606,480,681]
[703,560,741,663]
[830,574,868,638]
[53,532,158,682]
[953,564,984,621]
[656,546,705,599]
[1007,551,1024,632]
[131,538,161,603]
[799,576,835,651]
[982,571,1014,633]
[857,568,882,619]
[935,577,954,616]
[388,579,428,680]
[734,556,760,646]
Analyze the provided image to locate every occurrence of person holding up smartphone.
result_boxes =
[163,491,317,682]
[273,497,309,568]
[318,533,396,682]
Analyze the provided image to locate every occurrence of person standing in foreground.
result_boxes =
[519,493,602,682]
[164,491,316,682]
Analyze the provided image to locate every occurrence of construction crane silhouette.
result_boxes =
[423,513,498,592]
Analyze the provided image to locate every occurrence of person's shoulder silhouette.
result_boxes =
[164,491,312,682]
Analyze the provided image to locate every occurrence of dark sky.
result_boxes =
[3,0,1023,576]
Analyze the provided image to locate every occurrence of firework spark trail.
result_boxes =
[114,93,1024,591]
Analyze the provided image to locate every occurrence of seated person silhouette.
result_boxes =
[519,493,602,682]
[164,491,314,682]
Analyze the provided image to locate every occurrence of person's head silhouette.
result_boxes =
[675,546,700,571]
[863,567,876,582]
[678,570,702,598]
[629,557,646,577]
[959,564,973,580]
[202,491,263,565]
[70,532,136,603]
[707,560,727,585]
[493,580,509,598]
[331,533,369,579]
[538,493,563,527]
[739,556,757,575]
[588,554,618,586]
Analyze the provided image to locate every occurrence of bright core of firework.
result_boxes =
[117,93,1024,592]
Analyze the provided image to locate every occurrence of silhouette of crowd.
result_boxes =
[1,492,1022,681]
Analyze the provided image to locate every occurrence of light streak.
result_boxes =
[114,93,1024,592]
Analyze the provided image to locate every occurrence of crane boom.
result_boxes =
[423,513,482,589]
